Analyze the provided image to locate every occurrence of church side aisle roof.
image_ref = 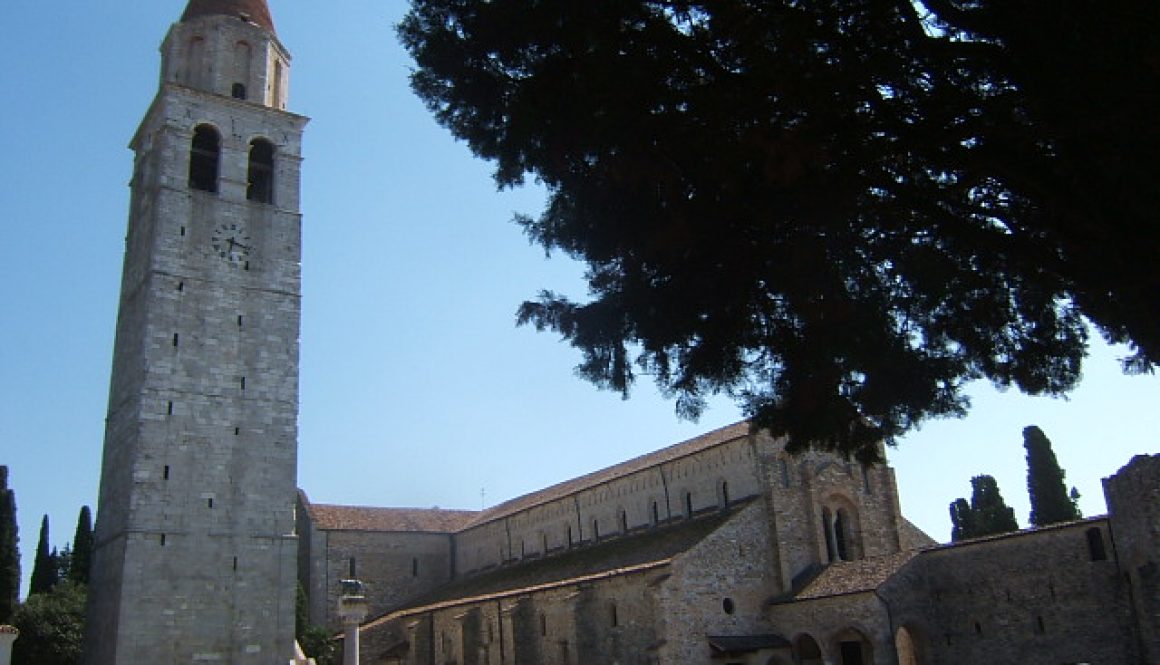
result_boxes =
[181,0,276,33]
[362,501,751,629]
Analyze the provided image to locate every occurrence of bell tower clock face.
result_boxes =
[210,222,252,263]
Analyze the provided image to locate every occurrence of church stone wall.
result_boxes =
[656,501,779,664]
[454,433,764,576]
[1104,454,1160,663]
[879,519,1136,665]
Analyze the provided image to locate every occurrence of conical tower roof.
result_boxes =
[181,0,275,34]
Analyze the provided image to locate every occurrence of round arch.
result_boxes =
[793,633,823,665]
[894,625,924,665]
[833,626,874,665]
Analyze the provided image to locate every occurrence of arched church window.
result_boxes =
[834,508,850,561]
[822,507,837,562]
[189,125,220,193]
[247,139,275,203]
[233,41,251,100]
[685,491,694,518]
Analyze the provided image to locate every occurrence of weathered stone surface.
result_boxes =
[85,4,306,663]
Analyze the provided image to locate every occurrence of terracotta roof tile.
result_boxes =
[308,504,478,533]
[364,502,750,627]
[792,550,918,600]
[181,0,276,34]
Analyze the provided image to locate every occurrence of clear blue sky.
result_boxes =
[1,1,1156,596]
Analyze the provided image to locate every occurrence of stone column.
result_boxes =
[337,580,369,665]
[0,625,18,665]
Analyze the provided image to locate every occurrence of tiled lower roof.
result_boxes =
[789,550,919,601]
[363,501,751,629]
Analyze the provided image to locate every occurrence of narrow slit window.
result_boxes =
[160,534,167,547]
[246,139,274,203]
[167,401,174,416]
[177,281,184,292]
[240,376,246,390]
[172,333,179,347]
[163,465,170,480]
[189,125,221,193]
[349,557,356,578]
[412,558,418,577]
[233,556,239,571]
[207,498,213,509]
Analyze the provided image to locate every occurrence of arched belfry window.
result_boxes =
[247,139,274,203]
[189,125,220,193]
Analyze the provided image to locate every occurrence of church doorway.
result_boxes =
[835,628,874,665]
[793,634,823,665]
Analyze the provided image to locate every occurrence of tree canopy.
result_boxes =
[950,474,1018,541]
[0,467,18,624]
[400,0,1159,460]
[1023,425,1080,526]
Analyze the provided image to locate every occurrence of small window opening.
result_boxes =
[189,125,220,193]
[349,557,356,577]
[592,519,600,541]
[567,525,573,547]
[620,510,628,533]
[163,465,170,480]
[685,492,694,517]
[233,556,238,571]
[240,376,246,390]
[232,83,247,100]
[823,508,837,562]
[721,481,730,507]
[160,534,167,546]
[412,557,418,577]
[246,139,274,203]
[1035,616,1045,634]
[1086,527,1107,561]
[651,501,660,526]
[207,498,213,509]
[610,604,619,627]
[177,281,184,291]
[723,598,735,615]
[539,613,547,636]
[834,509,850,561]
[173,333,179,347]
[974,621,982,635]
[180,226,186,237]
[237,315,244,328]
[167,401,174,416]
[234,427,240,436]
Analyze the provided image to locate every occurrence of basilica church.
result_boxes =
[84,2,1159,664]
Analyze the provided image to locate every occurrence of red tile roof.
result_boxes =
[181,0,275,34]
[307,503,478,533]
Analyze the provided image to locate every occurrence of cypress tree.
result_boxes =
[969,475,1019,538]
[949,497,976,542]
[1024,425,1081,526]
[0,466,19,623]
[68,506,93,585]
[29,514,58,596]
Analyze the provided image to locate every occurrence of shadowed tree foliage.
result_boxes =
[0,467,18,623]
[30,515,57,596]
[399,0,1159,460]
[950,474,1018,540]
[948,497,975,542]
[1023,425,1081,526]
[68,507,93,585]
[11,581,86,665]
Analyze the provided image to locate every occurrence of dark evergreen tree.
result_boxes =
[0,466,18,623]
[400,0,1160,460]
[68,506,93,585]
[969,475,1020,537]
[949,498,976,542]
[30,515,58,596]
[1024,426,1082,526]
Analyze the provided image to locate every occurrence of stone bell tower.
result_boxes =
[84,1,307,662]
